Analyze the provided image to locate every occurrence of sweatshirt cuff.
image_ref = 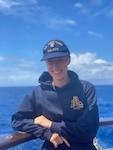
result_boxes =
[41,129,53,141]
[51,121,65,134]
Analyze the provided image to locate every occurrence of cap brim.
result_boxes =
[41,52,69,61]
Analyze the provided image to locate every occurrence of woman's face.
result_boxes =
[45,56,70,82]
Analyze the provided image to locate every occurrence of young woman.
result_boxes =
[12,39,99,150]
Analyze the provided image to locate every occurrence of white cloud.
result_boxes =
[74,3,83,8]
[94,59,107,64]
[108,9,113,16]
[0,0,38,8]
[0,0,38,16]
[88,30,104,38]
[0,53,113,86]
[0,57,41,86]
[9,70,38,82]
[0,0,76,30]
[17,59,35,68]
[91,0,102,5]
[56,18,76,26]
[0,66,40,86]
[69,52,113,84]
[0,56,5,61]
[70,52,96,65]
[65,19,76,25]
[0,0,19,9]
[90,1,113,18]
[90,6,111,18]
[41,11,76,29]
[74,2,89,15]
[74,0,113,18]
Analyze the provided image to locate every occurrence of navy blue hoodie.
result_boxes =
[12,71,99,150]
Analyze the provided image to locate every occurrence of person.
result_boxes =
[12,39,99,150]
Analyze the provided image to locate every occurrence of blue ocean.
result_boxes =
[0,85,113,149]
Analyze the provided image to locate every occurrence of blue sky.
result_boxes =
[0,0,113,86]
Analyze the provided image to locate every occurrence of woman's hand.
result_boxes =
[34,115,52,129]
[34,115,70,148]
[50,133,70,148]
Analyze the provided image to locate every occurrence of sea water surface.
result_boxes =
[0,85,113,149]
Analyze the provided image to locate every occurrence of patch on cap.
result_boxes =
[43,40,64,53]
[41,39,70,61]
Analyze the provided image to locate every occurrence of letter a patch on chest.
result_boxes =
[70,96,84,110]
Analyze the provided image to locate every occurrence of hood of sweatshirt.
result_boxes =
[38,70,80,91]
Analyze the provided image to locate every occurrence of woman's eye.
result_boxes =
[59,60,63,63]
[58,59,65,62]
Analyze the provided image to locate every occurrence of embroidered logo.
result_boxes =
[70,96,84,110]
[44,40,63,53]
[48,41,55,48]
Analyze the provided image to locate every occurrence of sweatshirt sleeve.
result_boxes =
[51,83,99,142]
[11,90,52,141]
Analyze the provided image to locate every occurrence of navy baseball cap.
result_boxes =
[41,39,70,61]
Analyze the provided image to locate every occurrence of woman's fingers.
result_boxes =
[34,115,52,129]
[62,137,70,147]
[50,133,70,148]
